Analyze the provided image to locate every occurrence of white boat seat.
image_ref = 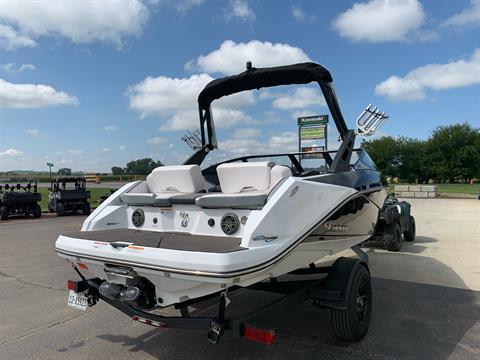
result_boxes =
[120,165,205,207]
[146,165,204,193]
[216,161,274,194]
[196,163,292,209]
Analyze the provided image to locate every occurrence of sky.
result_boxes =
[0,0,479,172]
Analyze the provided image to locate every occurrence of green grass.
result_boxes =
[37,187,113,212]
[388,183,480,195]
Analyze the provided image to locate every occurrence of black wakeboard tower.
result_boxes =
[185,62,355,172]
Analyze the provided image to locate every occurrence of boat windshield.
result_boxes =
[211,148,376,175]
[349,150,377,171]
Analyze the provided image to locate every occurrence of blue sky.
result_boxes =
[0,0,479,172]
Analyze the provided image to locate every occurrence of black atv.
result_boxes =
[368,194,416,252]
[48,177,91,216]
[0,181,42,220]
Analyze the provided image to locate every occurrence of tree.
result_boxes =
[124,158,163,175]
[396,137,427,183]
[58,168,72,176]
[361,136,400,179]
[111,166,124,175]
[424,123,480,183]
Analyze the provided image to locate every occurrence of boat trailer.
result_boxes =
[67,247,371,345]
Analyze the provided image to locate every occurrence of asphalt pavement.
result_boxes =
[0,199,479,359]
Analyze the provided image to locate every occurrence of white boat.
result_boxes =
[56,62,390,342]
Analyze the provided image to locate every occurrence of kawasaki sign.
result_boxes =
[297,115,328,126]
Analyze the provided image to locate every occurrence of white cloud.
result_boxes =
[0,24,36,50]
[128,73,255,130]
[147,137,167,144]
[218,138,261,155]
[225,0,256,22]
[271,87,326,110]
[98,148,111,153]
[175,0,204,13]
[219,131,297,155]
[189,40,311,75]
[25,128,40,137]
[2,63,35,73]
[267,132,297,151]
[104,125,119,131]
[442,0,480,29]
[119,145,126,150]
[0,78,78,108]
[375,48,480,101]
[158,108,256,131]
[0,148,23,157]
[68,149,83,155]
[291,109,317,120]
[0,0,150,50]
[232,127,261,138]
[332,0,425,43]
[292,5,306,21]
[129,74,213,117]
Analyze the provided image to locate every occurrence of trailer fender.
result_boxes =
[310,257,369,310]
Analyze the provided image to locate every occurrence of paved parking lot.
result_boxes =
[0,199,478,359]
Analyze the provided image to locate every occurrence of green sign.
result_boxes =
[46,162,54,167]
[297,114,328,126]
[300,126,325,140]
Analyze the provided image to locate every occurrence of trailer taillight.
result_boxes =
[67,280,77,291]
[243,325,276,345]
[67,279,88,293]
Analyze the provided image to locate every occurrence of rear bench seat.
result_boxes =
[120,165,205,206]
[196,162,291,209]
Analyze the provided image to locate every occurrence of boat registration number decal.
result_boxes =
[67,290,88,311]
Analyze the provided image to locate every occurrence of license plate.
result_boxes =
[67,290,88,311]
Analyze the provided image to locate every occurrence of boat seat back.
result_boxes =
[121,165,205,207]
[146,165,204,193]
[196,163,292,209]
[216,162,274,194]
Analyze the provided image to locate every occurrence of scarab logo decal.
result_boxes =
[253,235,278,242]
[324,223,348,232]
[180,211,190,228]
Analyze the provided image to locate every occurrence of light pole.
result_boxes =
[46,162,54,179]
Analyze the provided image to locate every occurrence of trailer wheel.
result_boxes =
[33,204,42,218]
[403,216,415,242]
[331,264,372,341]
[0,205,8,220]
[83,202,91,215]
[384,223,402,251]
[56,203,65,216]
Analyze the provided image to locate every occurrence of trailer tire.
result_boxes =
[331,264,371,341]
[384,223,402,251]
[0,205,8,220]
[56,203,65,216]
[33,204,42,218]
[403,216,415,242]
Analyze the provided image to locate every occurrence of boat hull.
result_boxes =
[55,178,386,307]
